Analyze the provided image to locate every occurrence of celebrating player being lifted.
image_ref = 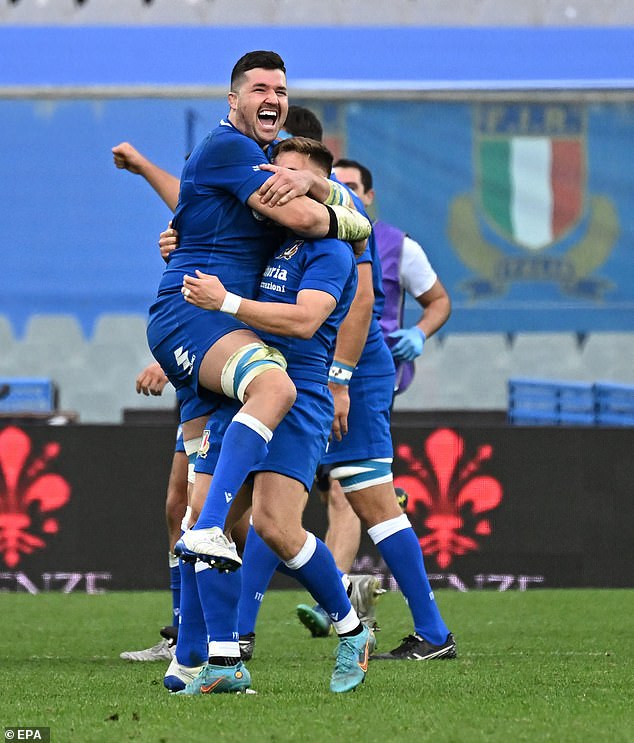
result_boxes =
[145,51,371,569]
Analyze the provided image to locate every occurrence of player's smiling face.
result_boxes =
[228,68,288,147]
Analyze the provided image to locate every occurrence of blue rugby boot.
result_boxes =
[330,624,374,693]
[175,661,252,695]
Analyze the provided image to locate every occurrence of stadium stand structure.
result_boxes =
[2,0,633,26]
[0,312,173,422]
[506,333,587,381]
[1,313,632,423]
[390,330,634,415]
[1,5,631,423]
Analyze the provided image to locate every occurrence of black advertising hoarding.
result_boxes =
[356,425,634,590]
[0,424,173,593]
[0,423,632,592]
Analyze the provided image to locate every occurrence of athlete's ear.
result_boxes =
[228,91,238,111]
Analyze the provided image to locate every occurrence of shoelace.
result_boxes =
[334,636,362,672]
[397,635,419,650]
[149,640,169,652]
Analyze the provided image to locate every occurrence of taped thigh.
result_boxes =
[220,342,287,402]
[329,458,393,494]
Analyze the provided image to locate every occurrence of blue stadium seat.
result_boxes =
[0,377,57,414]
[508,378,595,426]
[594,382,634,426]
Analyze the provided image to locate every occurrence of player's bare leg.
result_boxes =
[177,329,296,566]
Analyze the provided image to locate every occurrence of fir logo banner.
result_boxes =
[449,102,618,300]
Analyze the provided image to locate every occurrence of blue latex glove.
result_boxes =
[388,326,426,361]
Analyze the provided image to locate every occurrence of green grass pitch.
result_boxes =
[1,588,632,742]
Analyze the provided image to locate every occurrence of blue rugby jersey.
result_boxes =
[157,118,283,300]
[257,235,358,385]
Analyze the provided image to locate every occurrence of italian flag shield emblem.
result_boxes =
[477,105,585,250]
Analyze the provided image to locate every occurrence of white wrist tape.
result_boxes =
[329,362,354,386]
[220,292,242,315]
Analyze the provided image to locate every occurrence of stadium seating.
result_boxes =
[507,332,586,380]
[0,312,165,423]
[579,333,634,384]
[92,313,149,347]
[0,377,57,414]
[508,378,595,426]
[594,382,634,426]
[508,377,634,426]
[0,315,15,354]
[1,314,633,424]
[394,333,510,411]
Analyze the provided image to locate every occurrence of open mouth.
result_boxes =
[258,108,279,130]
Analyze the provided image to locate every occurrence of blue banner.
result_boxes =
[344,99,634,332]
[1,97,633,338]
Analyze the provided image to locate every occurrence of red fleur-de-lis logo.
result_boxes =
[395,428,503,569]
[0,426,71,567]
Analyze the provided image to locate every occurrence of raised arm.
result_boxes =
[112,142,180,212]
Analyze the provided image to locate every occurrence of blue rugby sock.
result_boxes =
[238,525,281,636]
[169,553,181,628]
[194,414,271,530]
[370,516,449,646]
[176,559,208,667]
[196,562,242,648]
[285,533,355,632]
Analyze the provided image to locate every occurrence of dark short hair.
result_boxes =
[283,106,323,142]
[333,158,373,192]
[230,50,286,90]
[272,136,334,176]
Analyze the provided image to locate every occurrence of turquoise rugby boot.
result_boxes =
[330,624,374,693]
[175,661,251,695]
[296,603,332,637]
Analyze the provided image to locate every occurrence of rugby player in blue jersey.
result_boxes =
[171,137,374,695]
[251,156,456,661]
[113,104,330,662]
[145,51,371,570]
